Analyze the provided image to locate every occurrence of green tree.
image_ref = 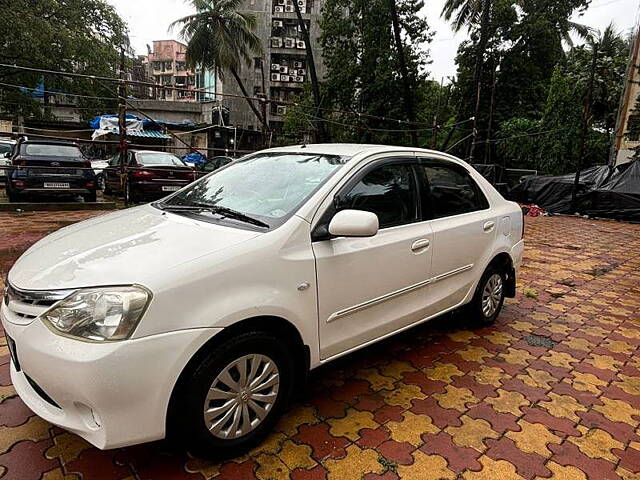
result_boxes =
[0,0,127,120]
[171,0,267,130]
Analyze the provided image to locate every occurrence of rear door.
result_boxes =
[313,156,434,360]
[416,156,497,314]
[105,153,123,192]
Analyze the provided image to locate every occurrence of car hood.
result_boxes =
[8,205,261,291]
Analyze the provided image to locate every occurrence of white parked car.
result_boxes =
[2,144,523,458]
[0,138,16,181]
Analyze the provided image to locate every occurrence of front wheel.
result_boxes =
[168,331,295,460]
[469,266,506,326]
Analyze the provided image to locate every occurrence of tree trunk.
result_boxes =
[292,0,328,142]
[389,0,418,146]
[468,0,492,162]
[230,67,268,130]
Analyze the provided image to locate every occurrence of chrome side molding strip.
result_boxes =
[327,264,473,323]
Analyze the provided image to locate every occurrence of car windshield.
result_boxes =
[24,144,82,157]
[159,152,349,227]
[0,143,12,154]
[137,152,186,166]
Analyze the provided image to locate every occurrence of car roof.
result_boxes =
[130,150,176,155]
[21,139,80,146]
[254,143,454,160]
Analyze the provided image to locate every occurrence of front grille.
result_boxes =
[2,284,74,325]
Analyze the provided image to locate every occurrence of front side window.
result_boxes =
[160,152,349,228]
[339,163,418,229]
[422,163,488,218]
[23,144,82,158]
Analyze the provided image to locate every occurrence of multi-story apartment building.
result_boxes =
[144,40,219,102]
[223,0,325,131]
[614,30,640,165]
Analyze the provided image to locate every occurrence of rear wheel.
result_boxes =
[6,188,20,203]
[83,190,97,203]
[168,331,295,460]
[469,265,506,326]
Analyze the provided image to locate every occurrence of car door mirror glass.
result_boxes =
[328,209,379,237]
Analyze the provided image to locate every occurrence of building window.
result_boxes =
[254,57,262,69]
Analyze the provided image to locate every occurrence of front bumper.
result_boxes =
[1,309,221,449]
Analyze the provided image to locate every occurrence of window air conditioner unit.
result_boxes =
[294,76,304,82]
[280,75,291,82]
[276,106,287,115]
[271,73,281,81]
[284,38,295,48]
[297,0,305,6]
[296,40,306,49]
[293,61,303,68]
[297,68,306,75]
[271,63,280,71]
[271,37,283,47]
[277,0,285,4]
[274,6,284,12]
[285,5,295,12]
[279,65,289,74]
[273,20,284,27]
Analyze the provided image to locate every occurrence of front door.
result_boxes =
[313,159,433,360]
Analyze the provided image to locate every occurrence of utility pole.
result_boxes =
[432,77,444,149]
[118,46,129,205]
[484,56,498,164]
[571,43,599,212]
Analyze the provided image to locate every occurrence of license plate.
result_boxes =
[44,182,70,189]
[162,186,180,192]
[6,335,20,371]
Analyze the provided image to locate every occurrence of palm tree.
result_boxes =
[171,0,268,130]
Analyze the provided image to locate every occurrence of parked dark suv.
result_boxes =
[6,139,98,202]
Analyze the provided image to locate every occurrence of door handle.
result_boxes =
[411,239,430,252]
[483,221,495,232]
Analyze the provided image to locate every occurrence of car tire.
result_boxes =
[469,265,506,326]
[6,188,20,203]
[168,330,295,460]
[83,191,97,203]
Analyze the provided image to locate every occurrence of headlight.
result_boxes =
[41,286,151,342]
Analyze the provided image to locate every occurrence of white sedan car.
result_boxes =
[2,144,523,459]
[0,138,16,181]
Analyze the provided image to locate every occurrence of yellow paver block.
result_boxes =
[184,455,221,479]
[484,331,516,346]
[250,432,287,456]
[587,354,623,372]
[274,406,318,436]
[485,389,529,416]
[40,469,81,480]
[0,385,16,404]
[379,383,426,409]
[45,433,92,465]
[618,327,640,340]
[386,411,439,446]
[539,393,588,422]
[433,385,479,412]
[506,420,562,457]
[255,453,290,480]
[546,324,572,335]
[397,451,456,479]
[447,331,478,343]
[324,444,384,480]
[510,321,536,333]
[568,426,624,462]
[445,416,499,451]
[565,371,607,394]
[617,467,640,480]
[582,326,609,338]
[424,362,464,383]
[541,351,579,369]
[471,366,508,387]
[593,397,640,425]
[278,440,317,470]
[462,456,526,480]
[602,339,635,355]
[615,375,640,396]
[535,461,587,480]
[327,408,379,441]
[354,368,395,391]
[499,348,535,366]
[517,368,556,390]
[457,346,493,363]
[379,360,416,379]
[0,416,51,454]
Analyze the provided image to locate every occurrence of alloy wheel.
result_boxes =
[481,273,503,317]
[203,354,280,440]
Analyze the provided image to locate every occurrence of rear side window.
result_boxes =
[339,163,418,229]
[23,144,82,157]
[422,163,489,218]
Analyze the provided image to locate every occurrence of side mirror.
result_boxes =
[328,209,379,237]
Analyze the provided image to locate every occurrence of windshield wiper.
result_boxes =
[158,202,270,229]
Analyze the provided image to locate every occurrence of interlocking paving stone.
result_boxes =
[0,212,640,478]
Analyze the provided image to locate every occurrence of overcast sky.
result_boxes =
[108,0,639,80]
